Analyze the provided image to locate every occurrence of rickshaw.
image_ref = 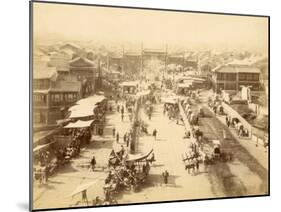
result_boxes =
[211,140,233,162]
[212,140,221,160]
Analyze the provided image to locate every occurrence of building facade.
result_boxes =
[211,64,261,93]
[33,66,82,128]
[69,57,96,97]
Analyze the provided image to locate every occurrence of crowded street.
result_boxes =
[33,87,268,209]
[32,5,268,210]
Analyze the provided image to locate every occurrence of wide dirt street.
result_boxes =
[34,96,268,209]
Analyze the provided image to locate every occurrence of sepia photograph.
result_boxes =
[31,1,269,211]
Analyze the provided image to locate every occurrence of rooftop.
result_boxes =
[69,57,96,67]
[49,80,81,93]
[143,48,166,54]
[60,42,81,50]
[212,64,260,74]
[33,66,57,79]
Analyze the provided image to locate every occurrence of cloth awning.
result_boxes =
[212,140,221,145]
[68,105,96,118]
[120,81,138,87]
[70,180,99,197]
[125,149,153,162]
[33,128,60,144]
[68,95,106,118]
[76,95,106,105]
[64,120,94,128]
[163,97,177,104]
[33,140,56,152]
[178,83,192,88]
[136,90,150,97]
[33,143,50,153]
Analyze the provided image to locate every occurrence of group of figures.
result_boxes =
[104,148,155,203]
[34,128,92,185]
[180,91,234,175]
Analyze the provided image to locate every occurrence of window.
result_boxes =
[253,74,259,81]
[225,73,236,81]
[246,74,253,81]
[33,94,46,103]
[217,73,223,80]
[65,93,76,102]
[51,94,61,102]
[239,73,246,80]
[34,112,41,123]
[225,83,236,90]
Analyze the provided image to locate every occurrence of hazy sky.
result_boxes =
[33,2,268,51]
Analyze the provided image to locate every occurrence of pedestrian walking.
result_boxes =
[126,136,130,147]
[82,190,88,205]
[112,127,116,137]
[195,158,200,173]
[91,155,96,171]
[116,132,119,143]
[162,170,169,184]
[123,133,127,143]
[121,113,124,121]
[213,106,217,115]
[42,166,47,184]
[152,129,157,140]
[227,120,230,128]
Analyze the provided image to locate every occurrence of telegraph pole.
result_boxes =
[122,45,125,73]
[164,44,168,80]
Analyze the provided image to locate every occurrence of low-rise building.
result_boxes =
[33,65,82,128]
[69,57,96,97]
[211,64,261,93]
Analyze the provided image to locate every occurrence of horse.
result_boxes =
[185,161,196,174]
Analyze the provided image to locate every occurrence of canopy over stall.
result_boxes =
[162,97,178,105]
[136,90,151,97]
[177,82,193,88]
[212,140,221,146]
[63,120,94,128]
[69,180,99,197]
[68,105,97,119]
[125,149,153,162]
[76,95,106,105]
[68,95,106,119]
[120,81,139,87]
[33,128,61,145]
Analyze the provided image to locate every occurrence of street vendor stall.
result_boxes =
[104,149,154,195]
[64,120,94,129]
[120,81,139,95]
[176,82,193,96]
[68,95,107,120]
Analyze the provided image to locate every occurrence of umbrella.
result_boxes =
[70,180,99,197]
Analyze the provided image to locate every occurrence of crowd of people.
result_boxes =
[225,116,250,138]
[163,102,179,120]
[105,148,154,197]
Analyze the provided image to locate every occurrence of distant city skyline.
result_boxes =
[33,2,268,53]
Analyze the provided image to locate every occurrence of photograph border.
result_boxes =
[29,1,270,211]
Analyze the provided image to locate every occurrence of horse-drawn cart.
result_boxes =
[210,140,233,162]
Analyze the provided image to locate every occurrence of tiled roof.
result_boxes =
[69,57,95,67]
[49,80,81,93]
[33,66,57,79]
[213,65,260,74]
